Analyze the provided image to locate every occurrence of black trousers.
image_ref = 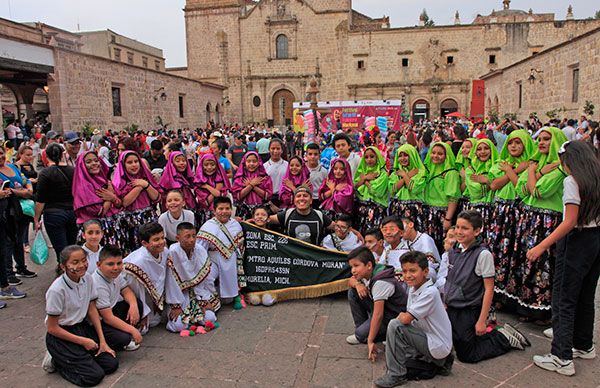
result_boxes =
[551,227,600,360]
[446,306,511,363]
[46,322,119,387]
[100,299,142,350]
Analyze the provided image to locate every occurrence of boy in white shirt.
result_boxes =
[93,245,142,352]
[364,228,384,263]
[322,214,361,252]
[379,216,408,272]
[332,133,360,177]
[398,217,441,281]
[166,222,220,332]
[374,251,453,387]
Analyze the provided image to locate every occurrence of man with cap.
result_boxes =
[227,133,248,172]
[61,131,82,167]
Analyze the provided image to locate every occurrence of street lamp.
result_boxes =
[153,87,167,102]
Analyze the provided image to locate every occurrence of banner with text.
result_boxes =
[241,222,351,295]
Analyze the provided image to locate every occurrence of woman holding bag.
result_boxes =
[0,145,36,284]
[33,143,77,272]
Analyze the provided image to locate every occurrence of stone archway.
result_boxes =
[0,84,19,125]
[412,99,430,122]
[272,89,295,126]
[440,98,459,117]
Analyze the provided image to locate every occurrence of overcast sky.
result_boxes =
[1,0,596,67]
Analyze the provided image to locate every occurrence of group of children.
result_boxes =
[44,197,241,386]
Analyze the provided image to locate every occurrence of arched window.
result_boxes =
[276,34,288,59]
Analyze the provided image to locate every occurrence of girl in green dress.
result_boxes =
[388,144,426,230]
[463,138,499,225]
[511,127,568,320]
[456,137,477,215]
[489,130,535,296]
[423,142,461,251]
[353,146,389,236]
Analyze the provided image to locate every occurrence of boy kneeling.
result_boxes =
[43,246,118,387]
[347,247,408,361]
[92,245,143,351]
[374,251,453,387]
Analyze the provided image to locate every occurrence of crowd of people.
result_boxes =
[1,113,599,386]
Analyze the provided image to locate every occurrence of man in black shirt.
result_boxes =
[143,139,167,170]
[267,186,332,246]
[227,134,248,171]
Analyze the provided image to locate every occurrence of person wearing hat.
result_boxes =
[227,134,248,172]
[61,131,82,167]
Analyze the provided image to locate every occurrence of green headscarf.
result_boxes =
[468,138,499,174]
[389,144,426,200]
[516,127,568,211]
[393,144,425,172]
[424,142,457,180]
[489,130,535,201]
[498,129,535,165]
[455,138,477,169]
[532,127,568,169]
[354,146,389,207]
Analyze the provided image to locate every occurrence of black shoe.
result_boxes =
[374,373,407,388]
[438,353,454,376]
[7,275,22,286]
[16,269,37,278]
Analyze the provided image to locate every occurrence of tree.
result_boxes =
[584,100,595,117]
[420,9,435,27]
[595,10,600,19]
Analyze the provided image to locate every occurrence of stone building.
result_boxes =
[78,30,166,72]
[183,0,600,125]
[482,26,600,121]
[0,17,224,132]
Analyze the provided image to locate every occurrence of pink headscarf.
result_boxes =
[231,151,273,205]
[194,153,230,209]
[159,151,195,209]
[72,151,115,216]
[279,155,310,209]
[318,158,354,214]
[112,150,159,211]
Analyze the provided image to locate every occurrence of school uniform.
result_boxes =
[385,279,453,379]
[443,242,512,363]
[264,158,288,204]
[322,232,361,252]
[158,210,195,245]
[45,274,118,387]
[435,252,449,293]
[92,270,142,350]
[399,232,441,281]
[551,176,600,360]
[83,244,102,275]
[348,264,408,343]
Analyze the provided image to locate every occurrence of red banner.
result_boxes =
[470,80,485,119]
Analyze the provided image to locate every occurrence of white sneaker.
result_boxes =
[346,334,361,345]
[42,351,55,373]
[124,340,140,351]
[533,353,575,376]
[572,346,596,360]
[498,327,524,350]
[543,328,553,339]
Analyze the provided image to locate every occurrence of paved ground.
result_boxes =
[1,252,599,388]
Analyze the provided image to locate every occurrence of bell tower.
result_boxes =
[184,0,242,84]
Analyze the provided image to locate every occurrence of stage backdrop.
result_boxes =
[241,222,351,302]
